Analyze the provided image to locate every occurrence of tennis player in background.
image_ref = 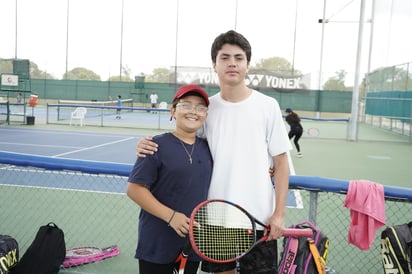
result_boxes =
[116,95,122,119]
[136,30,292,274]
[285,108,303,158]
[127,85,213,274]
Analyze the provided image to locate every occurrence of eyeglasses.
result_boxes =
[176,102,208,115]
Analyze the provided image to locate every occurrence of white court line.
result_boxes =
[0,142,83,149]
[367,155,392,160]
[286,150,304,208]
[287,150,296,176]
[0,127,139,138]
[54,137,135,157]
[0,183,124,196]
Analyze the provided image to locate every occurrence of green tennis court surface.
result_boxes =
[1,118,411,273]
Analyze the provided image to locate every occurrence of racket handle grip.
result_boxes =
[283,228,313,237]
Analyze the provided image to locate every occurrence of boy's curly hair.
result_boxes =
[211,30,252,64]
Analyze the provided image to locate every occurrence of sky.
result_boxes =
[1,0,411,88]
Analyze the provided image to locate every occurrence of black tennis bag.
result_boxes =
[0,235,19,273]
[381,221,412,274]
[10,222,66,274]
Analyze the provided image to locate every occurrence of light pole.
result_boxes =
[291,0,299,76]
[315,0,327,119]
[318,0,327,92]
[348,0,366,141]
[14,0,18,59]
[174,0,179,86]
[119,0,124,81]
[234,0,238,30]
[318,0,370,140]
[65,0,70,78]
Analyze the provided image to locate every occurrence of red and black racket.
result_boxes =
[188,199,312,263]
[175,241,192,274]
[62,245,120,268]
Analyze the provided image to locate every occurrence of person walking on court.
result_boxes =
[127,85,213,274]
[16,92,22,103]
[285,108,303,158]
[136,30,292,274]
[116,95,122,119]
[150,91,158,113]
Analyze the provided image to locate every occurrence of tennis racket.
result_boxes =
[62,245,120,268]
[188,199,313,263]
[174,241,193,274]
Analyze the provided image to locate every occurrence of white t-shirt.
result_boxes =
[150,93,158,104]
[200,90,292,224]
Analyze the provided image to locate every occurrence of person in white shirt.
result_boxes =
[136,30,291,274]
[150,91,158,109]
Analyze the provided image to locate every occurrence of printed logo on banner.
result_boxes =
[1,74,19,86]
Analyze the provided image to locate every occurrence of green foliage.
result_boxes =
[29,62,56,79]
[323,70,351,91]
[250,57,301,77]
[122,65,132,78]
[0,58,55,79]
[105,65,133,82]
[0,58,13,74]
[367,66,412,92]
[107,75,133,82]
[63,67,101,81]
[145,68,172,83]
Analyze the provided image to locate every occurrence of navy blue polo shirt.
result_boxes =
[128,132,213,264]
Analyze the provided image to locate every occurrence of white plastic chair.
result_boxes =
[70,107,87,127]
[159,101,168,109]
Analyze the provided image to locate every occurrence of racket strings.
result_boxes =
[192,202,255,261]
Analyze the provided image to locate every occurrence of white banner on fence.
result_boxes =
[1,74,19,86]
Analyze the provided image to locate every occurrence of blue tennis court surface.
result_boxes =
[0,127,140,164]
[0,126,301,207]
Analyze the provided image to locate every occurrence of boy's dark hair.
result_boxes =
[211,30,252,64]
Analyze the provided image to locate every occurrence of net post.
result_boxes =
[6,101,10,125]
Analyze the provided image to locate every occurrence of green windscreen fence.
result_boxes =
[23,79,354,114]
[2,77,411,117]
[366,91,412,122]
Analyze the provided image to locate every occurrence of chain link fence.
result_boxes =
[367,62,412,92]
[361,62,412,141]
[1,152,411,273]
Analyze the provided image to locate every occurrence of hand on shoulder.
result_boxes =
[136,136,158,157]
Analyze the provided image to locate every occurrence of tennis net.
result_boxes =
[58,99,134,108]
[46,102,172,130]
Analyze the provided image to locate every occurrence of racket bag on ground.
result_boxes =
[62,245,120,268]
[380,221,412,274]
[0,235,19,273]
[278,220,329,274]
[10,222,66,274]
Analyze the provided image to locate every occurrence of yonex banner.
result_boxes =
[174,67,311,89]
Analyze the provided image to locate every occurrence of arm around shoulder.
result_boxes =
[136,136,158,157]
[268,152,289,238]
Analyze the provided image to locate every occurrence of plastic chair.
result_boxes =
[70,107,87,127]
[159,101,168,109]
